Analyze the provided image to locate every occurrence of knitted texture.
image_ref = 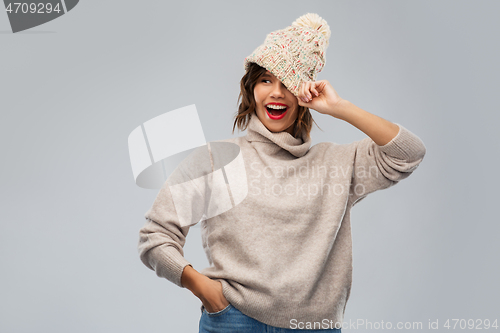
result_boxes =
[244,13,331,97]
[137,113,427,328]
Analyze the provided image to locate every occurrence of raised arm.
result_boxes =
[298,80,426,205]
[298,79,398,145]
[330,99,400,146]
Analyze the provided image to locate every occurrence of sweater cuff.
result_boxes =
[377,123,426,161]
[153,246,192,288]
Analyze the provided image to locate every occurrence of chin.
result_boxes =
[268,127,284,133]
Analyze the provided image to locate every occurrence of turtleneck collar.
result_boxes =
[244,112,311,158]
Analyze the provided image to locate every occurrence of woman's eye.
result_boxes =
[262,79,271,83]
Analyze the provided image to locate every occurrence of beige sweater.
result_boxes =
[137,112,426,329]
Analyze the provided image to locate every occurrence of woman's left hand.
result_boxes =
[297,80,345,118]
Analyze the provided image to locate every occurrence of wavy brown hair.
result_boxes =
[232,62,320,139]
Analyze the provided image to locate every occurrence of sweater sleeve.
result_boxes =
[137,145,213,288]
[137,182,193,288]
[348,123,426,206]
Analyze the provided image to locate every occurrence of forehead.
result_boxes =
[262,71,275,77]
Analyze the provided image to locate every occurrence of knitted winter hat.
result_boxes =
[244,13,331,97]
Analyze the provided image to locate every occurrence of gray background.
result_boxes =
[1,1,499,332]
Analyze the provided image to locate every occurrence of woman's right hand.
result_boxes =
[198,278,230,313]
[181,265,230,313]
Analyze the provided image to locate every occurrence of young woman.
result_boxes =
[138,13,426,333]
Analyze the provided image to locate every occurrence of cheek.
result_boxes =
[253,87,263,104]
[285,91,298,106]
[290,108,299,120]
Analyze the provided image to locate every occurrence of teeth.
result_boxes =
[266,104,287,110]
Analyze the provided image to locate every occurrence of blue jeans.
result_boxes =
[199,304,342,332]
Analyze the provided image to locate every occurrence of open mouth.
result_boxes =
[265,104,288,120]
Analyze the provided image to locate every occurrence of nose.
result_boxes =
[270,81,286,99]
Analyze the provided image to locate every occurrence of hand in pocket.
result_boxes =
[199,279,230,313]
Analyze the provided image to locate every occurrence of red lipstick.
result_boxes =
[265,103,288,120]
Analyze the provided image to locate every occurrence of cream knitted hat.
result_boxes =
[244,13,331,97]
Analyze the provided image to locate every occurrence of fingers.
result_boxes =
[298,82,305,103]
[299,81,311,103]
[299,81,321,103]
[302,82,310,101]
[310,83,319,97]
